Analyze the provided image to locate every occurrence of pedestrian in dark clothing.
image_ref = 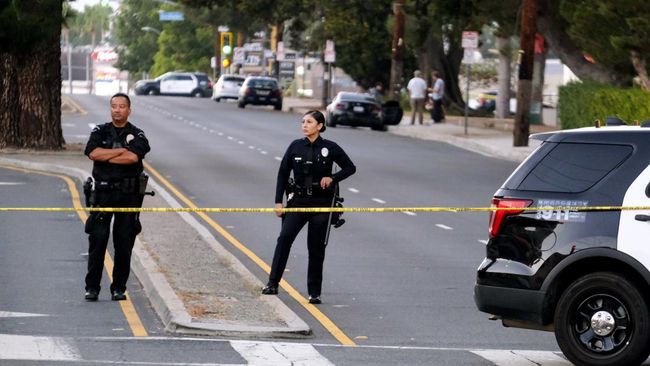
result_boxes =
[83,93,150,302]
[429,70,445,123]
[262,110,356,304]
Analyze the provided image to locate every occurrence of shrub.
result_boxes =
[559,82,650,129]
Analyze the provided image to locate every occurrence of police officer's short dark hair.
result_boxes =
[304,110,326,132]
[111,93,131,107]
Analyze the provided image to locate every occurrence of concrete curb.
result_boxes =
[0,156,311,338]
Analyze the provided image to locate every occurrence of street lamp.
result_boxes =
[141,26,161,35]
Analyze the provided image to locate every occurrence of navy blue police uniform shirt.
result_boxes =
[276,136,356,206]
[84,122,151,181]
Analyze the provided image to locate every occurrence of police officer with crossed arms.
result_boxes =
[83,93,150,302]
[262,110,356,304]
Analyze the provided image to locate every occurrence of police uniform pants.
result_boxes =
[85,190,142,294]
[268,211,330,297]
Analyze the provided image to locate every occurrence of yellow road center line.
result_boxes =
[143,161,356,346]
[0,164,148,337]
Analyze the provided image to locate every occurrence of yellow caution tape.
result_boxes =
[1,206,650,213]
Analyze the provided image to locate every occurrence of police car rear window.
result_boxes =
[506,142,632,193]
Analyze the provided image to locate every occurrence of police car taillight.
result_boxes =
[488,198,532,237]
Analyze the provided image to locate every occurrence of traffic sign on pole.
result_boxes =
[324,39,336,63]
[462,31,479,49]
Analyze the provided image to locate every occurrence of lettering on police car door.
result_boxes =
[536,199,588,223]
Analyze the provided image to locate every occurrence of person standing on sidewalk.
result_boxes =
[83,93,150,302]
[262,110,356,304]
[407,70,427,125]
[429,70,445,123]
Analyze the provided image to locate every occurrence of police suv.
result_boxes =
[474,120,650,366]
[134,71,212,97]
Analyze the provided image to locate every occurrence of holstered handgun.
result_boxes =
[83,177,96,207]
[285,177,297,201]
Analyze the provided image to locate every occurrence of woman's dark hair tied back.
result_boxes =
[304,110,326,132]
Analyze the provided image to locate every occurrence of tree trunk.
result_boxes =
[514,0,537,147]
[537,0,629,86]
[630,50,650,91]
[495,36,512,119]
[389,0,405,101]
[0,30,64,149]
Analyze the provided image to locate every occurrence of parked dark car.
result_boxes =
[474,119,650,366]
[237,76,282,110]
[134,71,212,97]
[325,92,402,131]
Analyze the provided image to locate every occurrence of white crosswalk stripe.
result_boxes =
[230,340,335,366]
[0,334,80,361]
[471,349,570,365]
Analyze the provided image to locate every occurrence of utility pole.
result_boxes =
[513,0,537,146]
[389,0,405,101]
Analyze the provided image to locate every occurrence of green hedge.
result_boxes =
[558,82,650,129]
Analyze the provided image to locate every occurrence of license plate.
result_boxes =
[353,106,364,112]
[257,90,270,96]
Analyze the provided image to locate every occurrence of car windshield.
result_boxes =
[195,74,209,82]
[248,79,277,88]
[224,77,244,82]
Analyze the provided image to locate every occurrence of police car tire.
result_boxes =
[238,102,246,108]
[192,89,204,98]
[147,88,159,96]
[554,272,650,366]
[326,116,337,127]
[274,103,282,110]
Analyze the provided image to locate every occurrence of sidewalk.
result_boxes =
[282,96,558,163]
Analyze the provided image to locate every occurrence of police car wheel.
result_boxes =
[147,88,159,96]
[238,102,245,108]
[554,272,650,366]
[192,90,204,98]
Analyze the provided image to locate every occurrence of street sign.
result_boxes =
[462,48,476,64]
[217,25,229,32]
[279,61,295,79]
[210,56,216,69]
[462,31,479,49]
[233,47,245,64]
[324,39,335,63]
[159,11,184,22]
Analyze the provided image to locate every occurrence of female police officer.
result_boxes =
[262,110,356,304]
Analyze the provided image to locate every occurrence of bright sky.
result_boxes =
[70,0,117,12]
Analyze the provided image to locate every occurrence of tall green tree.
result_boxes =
[0,0,66,149]
[321,0,394,89]
[113,0,162,78]
[559,0,650,90]
[150,20,213,76]
[402,0,483,109]
[73,3,112,48]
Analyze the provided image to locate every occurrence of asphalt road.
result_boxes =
[115,95,558,348]
[7,93,577,365]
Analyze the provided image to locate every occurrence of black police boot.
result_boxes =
[85,289,99,302]
[261,284,278,295]
[111,290,127,301]
[308,295,321,304]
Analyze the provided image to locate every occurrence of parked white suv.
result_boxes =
[134,72,212,97]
